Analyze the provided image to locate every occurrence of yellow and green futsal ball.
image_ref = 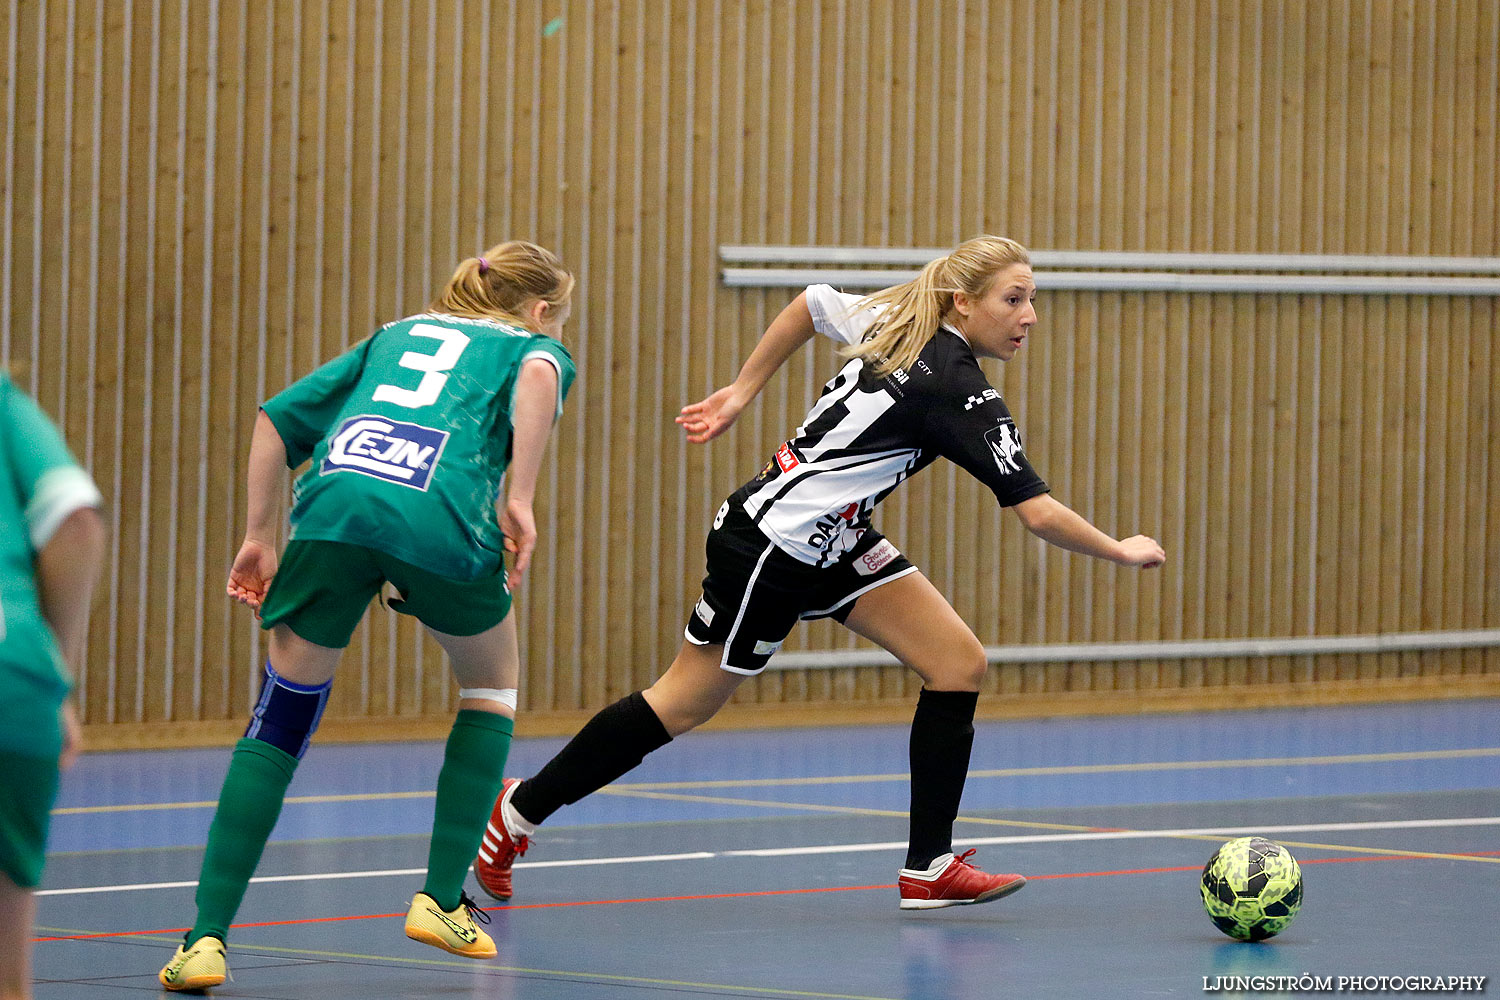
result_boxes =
[1200,836,1304,941]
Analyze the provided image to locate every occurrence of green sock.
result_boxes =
[422,709,514,911]
[188,738,298,946]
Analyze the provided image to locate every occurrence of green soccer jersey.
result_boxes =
[262,312,576,581]
[0,374,103,758]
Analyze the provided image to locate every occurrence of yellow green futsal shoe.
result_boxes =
[158,935,228,991]
[404,891,497,959]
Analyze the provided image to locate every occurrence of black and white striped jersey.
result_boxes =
[731,284,1050,568]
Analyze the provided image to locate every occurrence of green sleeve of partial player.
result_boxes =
[1,377,83,499]
[0,376,102,549]
[519,336,576,420]
[262,335,376,467]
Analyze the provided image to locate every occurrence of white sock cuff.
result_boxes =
[899,853,956,879]
[502,782,537,837]
[459,687,518,710]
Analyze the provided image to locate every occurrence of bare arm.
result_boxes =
[500,358,561,588]
[676,292,818,444]
[37,506,107,770]
[227,410,290,610]
[36,506,108,670]
[244,409,290,545]
[1010,494,1165,568]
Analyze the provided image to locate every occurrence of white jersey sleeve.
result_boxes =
[804,284,880,346]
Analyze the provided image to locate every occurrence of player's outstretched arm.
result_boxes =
[677,291,818,444]
[502,358,561,589]
[229,410,290,610]
[1010,493,1165,568]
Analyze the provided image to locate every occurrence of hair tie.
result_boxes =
[475,257,489,274]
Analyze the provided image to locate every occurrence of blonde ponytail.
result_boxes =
[843,235,1031,376]
[429,240,574,330]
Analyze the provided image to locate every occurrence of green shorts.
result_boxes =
[259,540,512,648]
[0,749,60,888]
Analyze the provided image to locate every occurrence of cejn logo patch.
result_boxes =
[322,415,449,490]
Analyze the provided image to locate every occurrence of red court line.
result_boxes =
[32,885,896,942]
[35,850,1500,943]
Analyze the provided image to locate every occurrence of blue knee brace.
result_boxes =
[244,663,332,760]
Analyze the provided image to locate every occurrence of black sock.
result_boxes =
[511,691,672,826]
[905,688,979,871]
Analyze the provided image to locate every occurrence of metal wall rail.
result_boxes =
[721,267,1500,295]
[720,246,1500,294]
[766,629,1500,671]
[720,245,1500,274]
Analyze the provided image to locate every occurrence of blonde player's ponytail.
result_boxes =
[844,235,1030,376]
[429,241,575,332]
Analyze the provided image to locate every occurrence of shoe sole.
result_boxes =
[899,875,1027,910]
[159,972,227,990]
[405,926,498,960]
[473,873,513,902]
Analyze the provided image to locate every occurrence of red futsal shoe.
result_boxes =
[474,778,529,901]
[898,849,1026,910]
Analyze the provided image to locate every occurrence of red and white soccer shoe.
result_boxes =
[897,849,1026,909]
[474,778,529,901]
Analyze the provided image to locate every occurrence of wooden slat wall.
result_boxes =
[2,0,1495,739]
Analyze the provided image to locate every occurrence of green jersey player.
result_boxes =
[0,373,106,1000]
[160,241,577,991]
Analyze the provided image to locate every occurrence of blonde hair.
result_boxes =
[843,235,1030,376]
[429,240,575,330]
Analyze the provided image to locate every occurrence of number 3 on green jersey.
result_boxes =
[372,324,471,409]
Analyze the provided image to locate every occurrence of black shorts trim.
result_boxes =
[684,498,916,674]
[797,564,920,619]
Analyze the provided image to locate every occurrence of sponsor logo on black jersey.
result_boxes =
[983,422,1024,475]
[322,415,449,490]
[854,538,900,577]
[806,501,862,547]
[963,388,1002,411]
[775,442,800,472]
[880,366,912,399]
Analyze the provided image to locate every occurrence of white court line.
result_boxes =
[37,868,427,897]
[520,851,716,869]
[35,852,719,897]
[36,818,1498,897]
[727,817,1500,857]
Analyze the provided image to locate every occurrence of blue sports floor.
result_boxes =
[34,698,1500,998]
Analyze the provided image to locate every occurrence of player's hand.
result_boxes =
[501,497,537,590]
[1115,535,1166,569]
[227,537,278,613]
[58,701,82,770]
[677,385,748,444]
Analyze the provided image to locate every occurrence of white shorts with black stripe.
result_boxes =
[684,497,918,674]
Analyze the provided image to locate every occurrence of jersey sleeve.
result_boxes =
[1,377,104,550]
[519,336,577,420]
[921,353,1050,507]
[261,335,376,467]
[804,284,881,346]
